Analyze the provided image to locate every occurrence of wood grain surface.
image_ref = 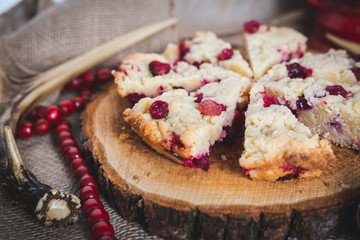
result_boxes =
[81,84,360,239]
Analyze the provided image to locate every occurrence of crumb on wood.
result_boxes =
[220,154,227,161]
[339,182,350,190]
[119,132,130,140]
[133,175,139,180]
[147,172,154,178]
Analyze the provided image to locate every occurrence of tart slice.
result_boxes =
[239,83,336,181]
[296,49,359,84]
[259,50,360,151]
[164,31,253,77]
[123,77,251,171]
[261,68,360,151]
[114,53,244,104]
[243,20,307,79]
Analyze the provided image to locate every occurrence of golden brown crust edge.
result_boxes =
[247,139,336,181]
[123,108,193,167]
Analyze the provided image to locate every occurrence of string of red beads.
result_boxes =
[16,68,116,240]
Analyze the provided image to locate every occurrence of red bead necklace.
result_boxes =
[16,69,116,240]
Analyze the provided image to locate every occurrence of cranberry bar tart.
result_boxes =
[163,31,253,77]
[240,50,359,180]
[123,77,251,171]
[243,20,307,79]
[114,53,247,104]
[239,82,335,181]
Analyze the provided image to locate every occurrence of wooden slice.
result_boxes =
[81,84,360,239]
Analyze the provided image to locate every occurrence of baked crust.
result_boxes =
[123,78,250,171]
[243,24,307,79]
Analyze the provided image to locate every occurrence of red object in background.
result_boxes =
[306,0,360,52]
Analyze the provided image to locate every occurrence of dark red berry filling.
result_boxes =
[325,85,351,98]
[328,115,343,133]
[260,92,277,108]
[192,154,210,172]
[127,93,146,104]
[278,163,306,180]
[194,93,204,103]
[193,61,204,68]
[157,86,164,95]
[149,100,169,119]
[179,41,190,61]
[169,132,185,149]
[217,48,234,61]
[296,95,312,111]
[149,61,171,76]
[201,78,211,85]
[242,167,256,175]
[198,99,226,116]
[279,43,304,62]
[286,63,313,79]
[223,110,245,143]
[243,20,263,33]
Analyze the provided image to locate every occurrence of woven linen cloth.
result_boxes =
[0,0,177,79]
[0,0,176,239]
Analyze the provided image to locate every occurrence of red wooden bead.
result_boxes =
[79,174,97,188]
[66,77,83,90]
[81,95,91,104]
[87,208,109,228]
[60,86,68,94]
[17,123,33,138]
[57,119,72,127]
[80,87,92,97]
[33,119,51,136]
[82,198,104,217]
[71,97,85,111]
[56,130,72,142]
[45,105,61,124]
[96,68,113,84]
[59,100,75,116]
[96,234,116,240]
[75,165,91,179]
[26,107,45,121]
[61,138,77,153]
[66,146,82,161]
[70,157,86,170]
[54,124,71,135]
[91,220,115,239]
[82,70,96,87]
[80,185,100,202]
[26,108,38,121]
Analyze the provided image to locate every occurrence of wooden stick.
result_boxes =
[0,17,178,132]
[0,17,177,226]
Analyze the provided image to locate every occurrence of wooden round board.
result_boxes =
[81,84,360,239]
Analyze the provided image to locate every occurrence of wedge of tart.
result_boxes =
[123,77,250,171]
[243,20,307,79]
[114,53,247,104]
[240,82,335,181]
[163,31,253,77]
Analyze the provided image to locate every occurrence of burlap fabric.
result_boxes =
[0,0,176,239]
[0,0,177,79]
